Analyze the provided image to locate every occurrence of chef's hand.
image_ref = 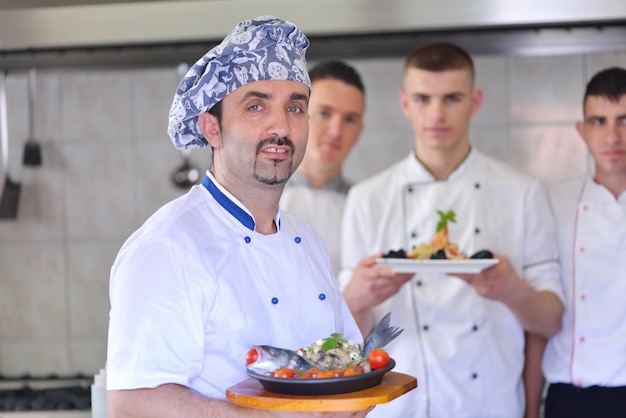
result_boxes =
[342,254,413,335]
[455,253,522,303]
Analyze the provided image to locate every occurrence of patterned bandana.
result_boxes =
[167,15,311,150]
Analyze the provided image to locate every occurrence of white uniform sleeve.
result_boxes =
[338,187,371,291]
[522,180,565,302]
[107,239,207,390]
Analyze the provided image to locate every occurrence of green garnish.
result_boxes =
[436,210,456,232]
[320,333,348,351]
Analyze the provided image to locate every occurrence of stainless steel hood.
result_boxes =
[1,0,626,69]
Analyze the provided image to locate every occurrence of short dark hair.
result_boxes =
[208,101,222,124]
[583,67,626,111]
[404,42,475,82]
[308,60,365,95]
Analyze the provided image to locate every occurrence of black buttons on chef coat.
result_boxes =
[319,293,326,300]
[294,236,302,243]
[474,228,480,235]
[474,182,480,189]
[271,297,278,305]
[472,373,478,379]
[423,325,429,331]
[472,325,479,331]
[407,186,414,193]
[415,280,423,287]
[244,236,251,243]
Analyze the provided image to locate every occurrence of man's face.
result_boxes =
[577,94,626,180]
[304,78,364,175]
[399,68,481,155]
[212,80,310,188]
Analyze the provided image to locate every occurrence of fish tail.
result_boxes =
[363,312,404,355]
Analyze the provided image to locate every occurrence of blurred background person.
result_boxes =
[280,60,365,278]
[540,66,626,418]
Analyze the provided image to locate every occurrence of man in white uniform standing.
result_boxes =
[280,60,365,278]
[338,42,564,417]
[540,67,626,418]
[106,16,365,418]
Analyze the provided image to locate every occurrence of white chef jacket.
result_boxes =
[338,150,563,418]
[543,176,626,388]
[280,172,351,278]
[107,172,362,399]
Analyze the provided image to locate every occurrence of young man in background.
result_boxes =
[540,66,626,418]
[280,60,365,278]
[338,42,564,417]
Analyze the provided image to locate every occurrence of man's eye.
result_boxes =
[248,104,262,111]
[445,95,462,104]
[289,105,304,113]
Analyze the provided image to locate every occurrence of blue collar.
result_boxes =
[202,174,256,231]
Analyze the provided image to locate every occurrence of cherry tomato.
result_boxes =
[367,349,390,369]
[296,370,313,379]
[273,368,296,378]
[344,366,364,376]
[245,348,258,365]
[332,367,345,377]
[316,370,335,379]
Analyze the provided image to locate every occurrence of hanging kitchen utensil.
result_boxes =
[170,62,201,189]
[171,148,200,188]
[23,68,42,166]
[0,70,21,219]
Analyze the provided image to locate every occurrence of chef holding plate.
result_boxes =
[338,42,565,418]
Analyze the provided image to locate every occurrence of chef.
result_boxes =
[542,67,626,418]
[338,42,564,418]
[106,16,364,418]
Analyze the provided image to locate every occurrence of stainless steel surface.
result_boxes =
[0,412,90,417]
[0,0,625,69]
[0,376,92,416]
[0,0,625,50]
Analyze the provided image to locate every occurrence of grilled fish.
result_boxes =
[245,312,403,375]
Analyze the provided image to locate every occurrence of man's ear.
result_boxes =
[198,112,221,148]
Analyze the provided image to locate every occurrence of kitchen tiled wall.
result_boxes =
[0,49,624,376]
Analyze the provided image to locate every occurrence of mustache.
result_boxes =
[256,137,295,154]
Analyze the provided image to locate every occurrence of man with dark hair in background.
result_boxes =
[281,60,365,278]
[538,67,626,418]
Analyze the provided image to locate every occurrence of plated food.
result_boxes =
[384,210,494,261]
[244,313,402,394]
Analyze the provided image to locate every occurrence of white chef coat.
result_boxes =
[338,150,563,418]
[543,176,626,388]
[280,172,351,278]
[107,172,362,399]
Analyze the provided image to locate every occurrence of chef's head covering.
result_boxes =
[167,15,311,150]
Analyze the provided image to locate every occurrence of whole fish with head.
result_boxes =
[245,312,403,375]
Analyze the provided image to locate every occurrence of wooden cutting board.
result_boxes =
[226,371,417,412]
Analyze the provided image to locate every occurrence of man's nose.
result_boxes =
[327,115,343,139]
[267,109,291,138]
[606,120,625,144]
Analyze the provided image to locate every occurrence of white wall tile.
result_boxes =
[67,243,118,340]
[61,70,133,142]
[0,342,68,376]
[509,55,585,123]
[474,55,509,126]
[63,141,134,239]
[510,124,590,186]
[0,245,66,339]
